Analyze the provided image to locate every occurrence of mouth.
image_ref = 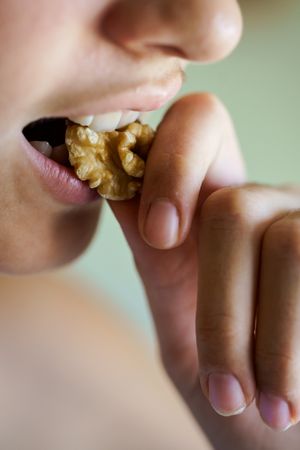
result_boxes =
[23,117,71,166]
[21,110,153,205]
[22,109,150,163]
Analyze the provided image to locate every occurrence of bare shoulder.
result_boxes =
[0,273,212,450]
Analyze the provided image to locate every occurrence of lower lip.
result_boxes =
[20,134,100,205]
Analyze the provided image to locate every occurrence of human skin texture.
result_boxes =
[3,0,300,449]
[111,96,300,448]
[0,0,241,273]
[0,274,211,450]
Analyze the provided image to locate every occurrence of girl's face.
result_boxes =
[0,0,242,273]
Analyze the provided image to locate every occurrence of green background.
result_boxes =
[71,1,300,339]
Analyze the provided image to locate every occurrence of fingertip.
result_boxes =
[207,373,247,417]
[141,198,180,249]
[165,92,224,121]
[258,393,294,431]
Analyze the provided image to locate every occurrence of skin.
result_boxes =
[0,274,210,449]
[1,0,300,448]
[0,0,240,272]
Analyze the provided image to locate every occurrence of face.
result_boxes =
[0,0,242,274]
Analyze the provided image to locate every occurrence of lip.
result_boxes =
[20,134,100,205]
[20,71,183,205]
[52,72,183,118]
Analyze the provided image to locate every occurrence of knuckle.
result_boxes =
[264,217,300,261]
[197,312,240,353]
[255,347,300,394]
[256,348,295,370]
[200,186,263,231]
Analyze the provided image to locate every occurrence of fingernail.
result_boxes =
[143,199,179,249]
[259,392,292,431]
[208,373,247,416]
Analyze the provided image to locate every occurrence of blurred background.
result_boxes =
[70,0,300,342]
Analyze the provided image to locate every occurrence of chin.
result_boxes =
[0,204,101,275]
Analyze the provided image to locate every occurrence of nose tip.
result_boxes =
[197,2,243,62]
[102,0,243,63]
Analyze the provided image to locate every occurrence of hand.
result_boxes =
[109,93,300,449]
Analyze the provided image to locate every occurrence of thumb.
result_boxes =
[109,93,246,252]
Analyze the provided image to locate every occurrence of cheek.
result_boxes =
[0,0,107,273]
[0,0,77,128]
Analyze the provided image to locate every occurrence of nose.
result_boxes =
[102,0,243,62]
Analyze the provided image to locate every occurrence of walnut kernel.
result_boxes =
[65,122,155,200]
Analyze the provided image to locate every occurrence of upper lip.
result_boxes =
[50,70,185,119]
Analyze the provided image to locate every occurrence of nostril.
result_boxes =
[101,1,188,57]
[144,44,186,59]
[101,0,243,63]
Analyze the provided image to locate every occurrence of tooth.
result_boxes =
[30,141,52,157]
[67,110,153,133]
[90,112,122,132]
[51,144,70,166]
[139,112,153,124]
[68,115,94,126]
[117,110,140,129]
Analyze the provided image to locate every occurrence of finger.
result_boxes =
[138,93,246,250]
[196,185,300,418]
[109,93,245,393]
[255,211,300,431]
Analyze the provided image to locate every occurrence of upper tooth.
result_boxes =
[117,111,140,129]
[30,141,52,157]
[139,112,153,124]
[69,115,94,126]
[90,112,122,132]
[68,110,145,133]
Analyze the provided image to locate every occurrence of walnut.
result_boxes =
[65,122,155,200]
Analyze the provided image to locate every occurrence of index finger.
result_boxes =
[138,93,246,249]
